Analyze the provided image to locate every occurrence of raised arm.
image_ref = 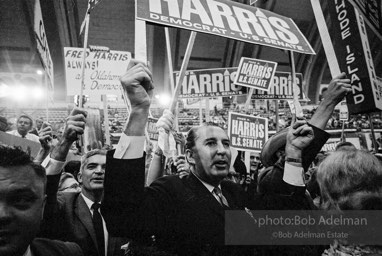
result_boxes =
[103,60,154,237]
[40,108,86,238]
[34,123,53,164]
[146,109,174,186]
[309,72,351,129]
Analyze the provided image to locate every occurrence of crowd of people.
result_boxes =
[1,62,382,256]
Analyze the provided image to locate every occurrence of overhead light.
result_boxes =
[157,93,171,106]
[36,70,44,75]
[32,87,45,100]
[11,85,27,101]
[0,83,10,98]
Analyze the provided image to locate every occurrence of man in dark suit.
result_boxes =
[101,62,352,255]
[100,60,251,255]
[0,145,83,256]
[39,108,128,256]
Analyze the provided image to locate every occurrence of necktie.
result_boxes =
[213,187,229,208]
[92,203,105,256]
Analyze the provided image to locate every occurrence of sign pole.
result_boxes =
[165,28,175,94]
[199,100,203,125]
[79,12,90,108]
[205,98,210,122]
[135,20,147,63]
[45,73,49,122]
[245,88,254,109]
[165,27,182,155]
[288,51,303,118]
[340,121,346,142]
[170,31,197,112]
[369,113,378,153]
[275,100,279,132]
[102,95,111,146]
[77,11,91,153]
[244,151,250,174]
[164,27,180,132]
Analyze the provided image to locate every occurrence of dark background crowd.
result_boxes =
[1,66,382,256]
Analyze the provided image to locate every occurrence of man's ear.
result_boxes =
[185,149,195,165]
[77,171,83,184]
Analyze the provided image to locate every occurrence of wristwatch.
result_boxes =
[285,157,302,163]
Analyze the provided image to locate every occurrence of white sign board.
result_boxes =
[136,0,316,54]
[64,47,131,99]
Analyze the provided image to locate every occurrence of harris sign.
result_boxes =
[136,0,315,54]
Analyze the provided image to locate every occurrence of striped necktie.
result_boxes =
[213,187,229,208]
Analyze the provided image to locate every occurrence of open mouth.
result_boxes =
[214,160,228,168]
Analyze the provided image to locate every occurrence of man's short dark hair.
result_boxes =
[17,114,34,126]
[0,145,46,190]
[185,123,222,151]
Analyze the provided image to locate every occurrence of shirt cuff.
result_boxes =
[42,155,66,176]
[283,162,305,187]
[113,134,145,159]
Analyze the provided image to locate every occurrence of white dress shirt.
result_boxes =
[283,162,305,186]
[113,134,145,159]
[23,246,32,256]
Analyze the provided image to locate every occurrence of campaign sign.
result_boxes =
[34,0,54,89]
[234,57,277,91]
[327,0,382,114]
[64,47,131,98]
[349,0,382,39]
[251,71,304,100]
[339,101,349,121]
[147,117,159,141]
[321,137,361,152]
[174,68,247,98]
[228,112,268,152]
[83,109,104,152]
[0,131,41,158]
[136,0,315,54]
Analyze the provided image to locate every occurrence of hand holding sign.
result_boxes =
[285,116,314,159]
[324,72,351,106]
[38,123,53,150]
[156,109,174,133]
[156,109,176,158]
[120,59,154,110]
[63,108,87,143]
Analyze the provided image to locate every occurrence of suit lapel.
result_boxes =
[187,173,226,217]
[221,183,240,210]
[75,194,100,254]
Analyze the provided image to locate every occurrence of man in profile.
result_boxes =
[0,145,83,256]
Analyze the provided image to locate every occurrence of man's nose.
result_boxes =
[94,166,105,174]
[216,142,227,154]
[0,202,13,223]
